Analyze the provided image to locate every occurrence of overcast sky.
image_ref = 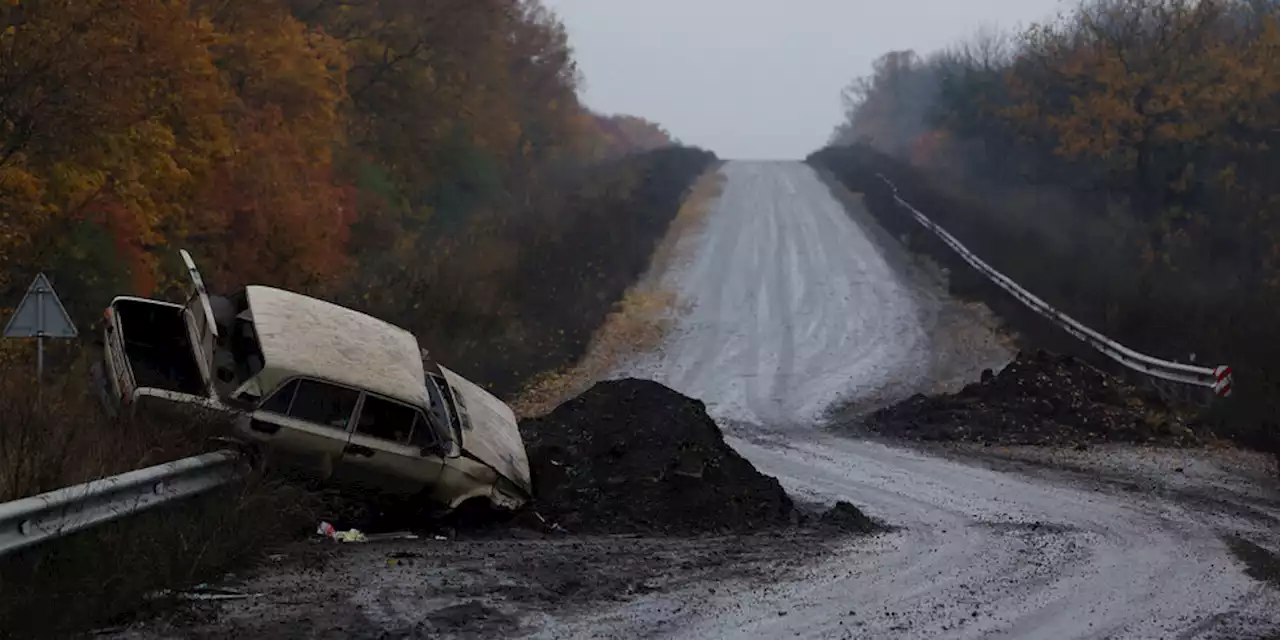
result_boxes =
[542,0,1068,159]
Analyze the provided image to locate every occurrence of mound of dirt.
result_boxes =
[866,350,1197,447]
[519,378,799,534]
[820,501,882,534]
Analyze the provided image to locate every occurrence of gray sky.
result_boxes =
[542,0,1067,159]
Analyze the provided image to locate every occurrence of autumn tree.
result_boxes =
[0,0,237,306]
[0,0,688,363]
[819,0,1280,442]
[829,50,940,157]
[576,113,675,160]
[186,0,354,291]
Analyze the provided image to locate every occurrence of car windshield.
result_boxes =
[424,372,458,446]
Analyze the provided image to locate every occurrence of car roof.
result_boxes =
[245,285,429,409]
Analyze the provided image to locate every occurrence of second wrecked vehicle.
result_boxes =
[94,250,532,514]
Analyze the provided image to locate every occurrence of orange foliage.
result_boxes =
[0,0,677,307]
[908,130,948,168]
[0,0,350,295]
[94,198,156,295]
[581,112,676,160]
[196,108,355,291]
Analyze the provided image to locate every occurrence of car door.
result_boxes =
[239,377,358,481]
[331,392,446,497]
[179,249,218,393]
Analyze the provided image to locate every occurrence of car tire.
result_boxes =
[445,497,503,532]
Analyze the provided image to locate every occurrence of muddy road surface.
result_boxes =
[117,161,1280,639]
[604,161,1280,638]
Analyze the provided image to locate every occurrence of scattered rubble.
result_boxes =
[820,501,881,534]
[865,350,1197,447]
[519,378,800,534]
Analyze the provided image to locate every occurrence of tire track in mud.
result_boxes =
[625,160,947,426]
[110,161,1280,640]
[578,160,1280,639]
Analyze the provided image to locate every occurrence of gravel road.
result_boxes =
[623,160,973,424]
[587,161,1280,639]
[119,161,1280,640]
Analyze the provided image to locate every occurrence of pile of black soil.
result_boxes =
[866,350,1198,447]
[820,501,881,534]
[519,378,800,534]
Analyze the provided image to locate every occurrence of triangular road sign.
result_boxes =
[3,273,78,338]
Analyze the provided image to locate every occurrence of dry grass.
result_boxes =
[511,166,725,418]
[512,288,678,418]
[0,350,230,501]
[0,472,315,639]
[645,163,726,279]
[0,350,313,638]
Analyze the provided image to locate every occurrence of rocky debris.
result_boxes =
[820,501,882,534]
[866,350,1197,447]
[519,378,799,534]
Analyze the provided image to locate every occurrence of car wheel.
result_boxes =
[445,497,505,532]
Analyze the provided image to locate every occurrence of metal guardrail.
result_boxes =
[874,173,1234,397]
[0,450,243,557]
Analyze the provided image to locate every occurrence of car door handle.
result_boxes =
[249,419,280,434]
[346,444,375,457]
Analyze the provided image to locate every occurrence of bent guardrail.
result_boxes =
[874,173,1233,398]
[0,450,243,557]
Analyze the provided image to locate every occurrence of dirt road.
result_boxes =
[120,161,1280,639]
[586,161,1280,638]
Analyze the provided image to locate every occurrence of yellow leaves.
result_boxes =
[0,164,45,202]
[1216,163,1239,193]
[0,0,621,311]
[0,166,47,286]
[44,162,107,211]
[1001,5,1280,171]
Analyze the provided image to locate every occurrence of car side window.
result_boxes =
[354,394,419,445]
[260,379,298,414]
[409,413,440,451]
[286,379,360,429]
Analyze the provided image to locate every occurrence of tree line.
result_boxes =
[0,0,711,393]
[820,0,1280,442]
[0,0,678,309]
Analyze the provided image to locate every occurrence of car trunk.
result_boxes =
[110,298,205,396]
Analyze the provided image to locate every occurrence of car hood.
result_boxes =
[438,365,532,497]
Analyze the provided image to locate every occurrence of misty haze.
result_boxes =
[1,1,1278,638]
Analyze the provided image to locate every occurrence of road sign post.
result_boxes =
[3,273,78,407]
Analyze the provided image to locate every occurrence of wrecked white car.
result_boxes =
[93,250,532,514]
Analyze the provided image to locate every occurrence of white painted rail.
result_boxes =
[874,173,1232,397]
[0,450,243,557]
